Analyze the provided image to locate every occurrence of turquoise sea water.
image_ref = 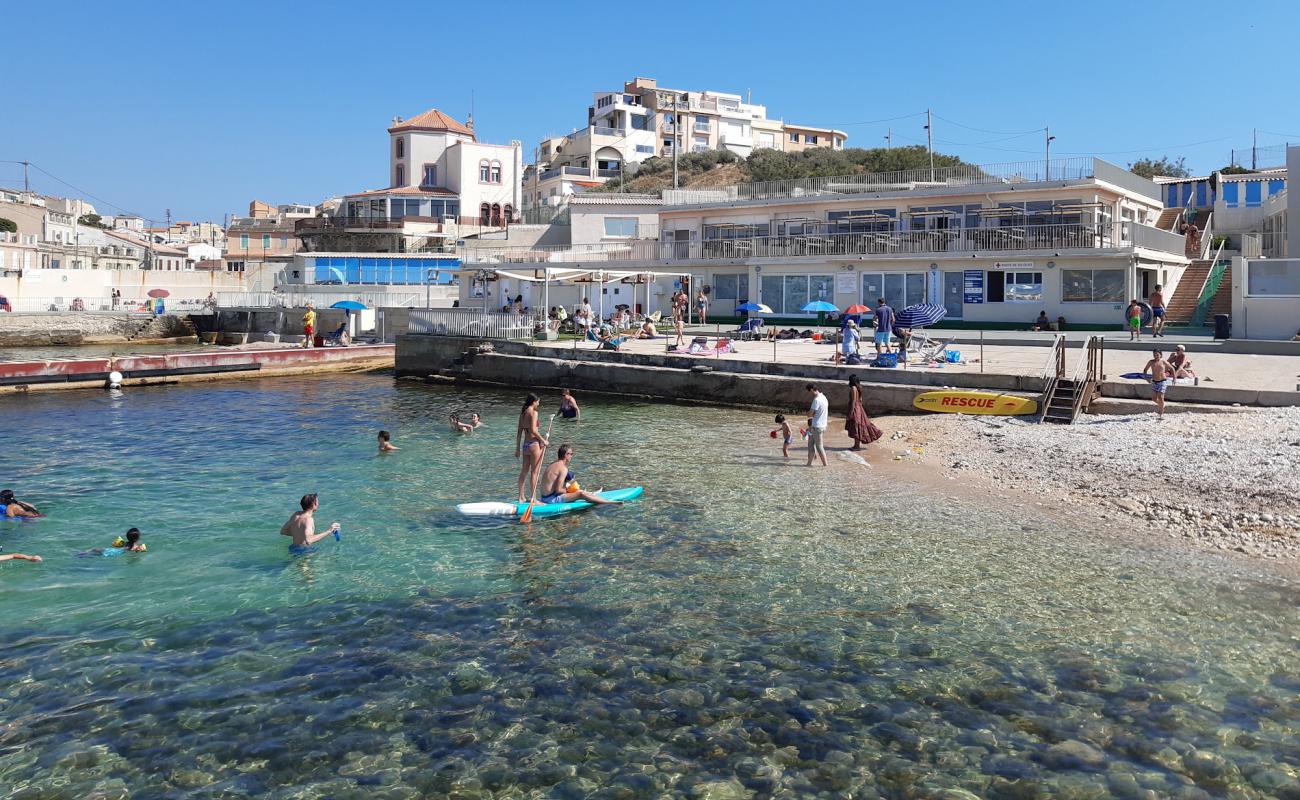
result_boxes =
[2,375,1298,798]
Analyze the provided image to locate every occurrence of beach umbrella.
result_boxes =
[844,304,870,315]
[147,289,170,298]
[801,301,839,313]
[736,302,773,313]
[895,303,947,329]
[330,300,367,310]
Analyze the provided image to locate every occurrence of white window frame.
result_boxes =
[602,217,638,238]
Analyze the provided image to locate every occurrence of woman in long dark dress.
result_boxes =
[845,374,883,450]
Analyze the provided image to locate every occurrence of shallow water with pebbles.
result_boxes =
[2,375,1298,798]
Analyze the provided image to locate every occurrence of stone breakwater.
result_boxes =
[891,407,1300,560]
[0,313,194,347]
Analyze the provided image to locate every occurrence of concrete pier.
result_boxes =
[0,344,394,393]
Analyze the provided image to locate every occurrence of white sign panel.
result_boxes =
[834,272,856,294]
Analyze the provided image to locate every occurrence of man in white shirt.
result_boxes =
[806,383,829,467]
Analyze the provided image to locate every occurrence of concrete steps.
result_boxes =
[1165,260,1214,324]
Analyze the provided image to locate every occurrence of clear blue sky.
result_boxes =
[3,0,1296,224]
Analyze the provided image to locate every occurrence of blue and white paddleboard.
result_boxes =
[457,487,643,519]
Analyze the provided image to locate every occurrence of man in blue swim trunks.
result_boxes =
[872,298,894,356]
[1143,348,1172,419]
[279,493,340,550]
[536,445,620,506]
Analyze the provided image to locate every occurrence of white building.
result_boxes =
[523,77,847,211]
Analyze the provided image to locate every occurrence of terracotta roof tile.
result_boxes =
[388,108,474,138]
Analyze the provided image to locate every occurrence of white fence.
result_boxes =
[0,296,211,313]
[408,309,539,339]
[216,290,432,308]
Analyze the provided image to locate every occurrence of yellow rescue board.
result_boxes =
[913,390,1038,416]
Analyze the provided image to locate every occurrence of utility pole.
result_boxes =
[885,128,892,149]
[1252,128,1257,170]
[671,93,684,190]
[20,161,30,193]
[1045,127,1055,181]
[924,109,934,181]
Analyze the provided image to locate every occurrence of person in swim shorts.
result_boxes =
[1148,285,1166,338]
[872,299,894,356]
[1126,300,1142,341]
[1143,348,1172,418]
[558,389,581,420]
[279,493,339,551]
[536,445,620,506]
[0,490,40,518]
[301,303,317,348]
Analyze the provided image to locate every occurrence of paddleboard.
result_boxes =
[457,486,643,519]
[913,391,1037,416]
[1120,372,1150,380]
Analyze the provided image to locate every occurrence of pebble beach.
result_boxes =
[879,406,1300,563]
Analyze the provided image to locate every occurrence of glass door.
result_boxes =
[943,271,964,319]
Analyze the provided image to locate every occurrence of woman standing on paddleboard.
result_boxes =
[516,394,548,502]
[845,375,883,451]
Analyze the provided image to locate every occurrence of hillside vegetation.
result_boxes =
[594,145,975,194]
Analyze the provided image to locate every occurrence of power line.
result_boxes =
[0,159,161,219]
[1255,129,1299,140]
[932,114,1042,136]
[838,111,927,127]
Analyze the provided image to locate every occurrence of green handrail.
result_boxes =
[1190,259,1229,327]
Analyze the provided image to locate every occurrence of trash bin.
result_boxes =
[1213,313,1231,340]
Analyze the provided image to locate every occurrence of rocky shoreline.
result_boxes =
[871,406,1300,563]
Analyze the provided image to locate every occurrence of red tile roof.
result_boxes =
[388,108,474,138]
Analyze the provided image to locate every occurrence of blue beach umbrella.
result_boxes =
[330,300,367,310]
[801,301,839,313]
[736,302,773,313]
[895,303,947,329]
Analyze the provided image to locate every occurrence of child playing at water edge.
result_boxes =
[377,430,398,452]
[1126,300,1143,341]
[774,414,794,459]
[450,412,484,433]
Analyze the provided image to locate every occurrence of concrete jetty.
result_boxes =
[0,344,394,393]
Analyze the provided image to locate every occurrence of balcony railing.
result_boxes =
[662,157,1103,206]
[297,216,452,232]
[591,126,625,137]
[457,222,1184,265]
[596,168,622,178]
[562,166,592,177]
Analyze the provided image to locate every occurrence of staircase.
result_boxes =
[1165,259,1232,327]
[1041,378,1082,424]
[1039,336,1104,425]
[1155,207,1183,231]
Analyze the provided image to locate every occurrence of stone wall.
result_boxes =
[0,313,194,347]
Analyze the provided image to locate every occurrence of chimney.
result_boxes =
[466,113,474,132]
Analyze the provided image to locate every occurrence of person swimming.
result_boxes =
[378,430,399,452]
[78,527,147,557]
[451,412,483,433]
[558,389,580,420]
[1,489,41,518]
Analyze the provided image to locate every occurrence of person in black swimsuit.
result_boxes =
[558,389,581,420]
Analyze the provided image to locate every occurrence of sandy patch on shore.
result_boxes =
[829,406,1300,565]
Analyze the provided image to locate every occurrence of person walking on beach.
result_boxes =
[516,394,548,502]
[279,493,340,550]
[1126,300,1143,341]
[872,298,894,356]
[696,289,708,325]
[805,383,829,467]
[301,303,317,348]
[1148,285,1167,338]
[1143,348,1173,418]
[844,375,883,450]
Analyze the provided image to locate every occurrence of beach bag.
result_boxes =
[845,353,863,365]
[872,353,898,368]
[946,349,961,363]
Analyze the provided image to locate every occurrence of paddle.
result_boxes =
[519,413,557,524]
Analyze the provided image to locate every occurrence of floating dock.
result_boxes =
[0,344,394,393]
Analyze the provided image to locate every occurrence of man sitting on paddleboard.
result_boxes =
[537,445,620,507]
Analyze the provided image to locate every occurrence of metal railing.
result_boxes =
[1189,242,1229,328]
[216,290,430,308]
[297,216,453,231]
[407,308,539,339]
[0,296,213,313]
[663,157,1098,206]
[597,168,622,178]
[562,166,592,177]
[458,222,1186,265]
[1199,212,1214,259]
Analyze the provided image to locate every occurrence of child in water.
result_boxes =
[450,412,483,433]
[79,528,147,557]
[774,414,794,459]
[378,430,399,452]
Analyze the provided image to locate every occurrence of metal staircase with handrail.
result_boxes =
[1039,335,1105,424]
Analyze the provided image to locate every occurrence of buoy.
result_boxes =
[107,370,124,389]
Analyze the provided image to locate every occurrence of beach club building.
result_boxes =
[460,157,1193,325]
